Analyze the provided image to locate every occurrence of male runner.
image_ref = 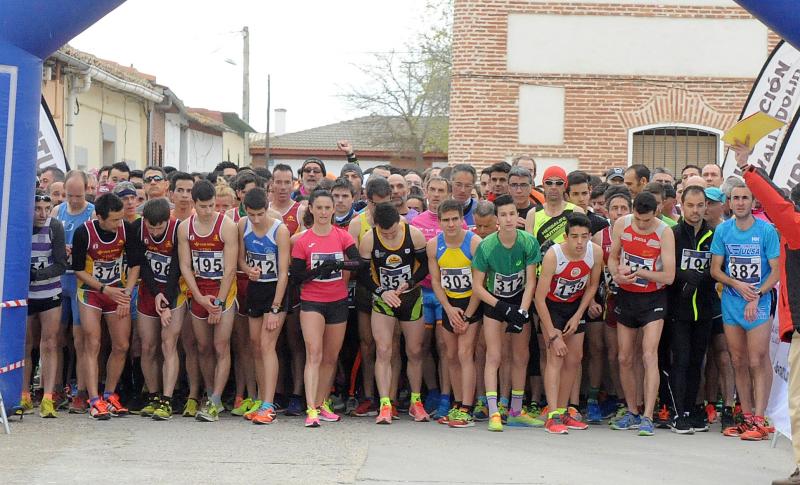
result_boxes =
[72,193,141,419]
[331,177,358,228]
[623,164,650,198]
[608,191,675,436]
[702,163,723,188]
[132,198,185,420]
[473,195,541,431]
[52,170,95,413]
[291,158,325,200]
[711,180,780,441]
[388,173,419,222]
[534,213,602,434]
[508,167,535,229]
[359,203,430,424]
[429,199,483,428]
[486,162,510,201]
[449,164,479,228]
[178,180,239,422]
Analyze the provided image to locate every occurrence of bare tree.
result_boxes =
[343,0,451,166]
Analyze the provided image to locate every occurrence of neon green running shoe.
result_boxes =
[15,395,33,415]
[196,400,220,422]
[39,397,57,418]
[152,401,173,421]
[247,399,263,414]
[231,397,254,416]
[140,396,160,417]
[507,409,544,428]
[488,412,503,432]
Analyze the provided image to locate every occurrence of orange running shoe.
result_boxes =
[545,416,568,434]
[723,415,752,437]
[409,402,430,422]
[252,407,276,425]
[741,416,770,441]
[657,405,671,423]
[705,403,717,424]
[561,412,588,430]
[106,393,129,416]
[392,404,399,420]
[90,399,111,420]
[376,404,392,425]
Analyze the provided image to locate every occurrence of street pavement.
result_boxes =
[0,412,792,484]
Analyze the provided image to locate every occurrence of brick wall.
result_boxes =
[449,1,770,175]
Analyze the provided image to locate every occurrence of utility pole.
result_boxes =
[265,74,270,168]
[242,26,250,166]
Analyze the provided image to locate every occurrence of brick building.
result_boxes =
[449,0,778,181]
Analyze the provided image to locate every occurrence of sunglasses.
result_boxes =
[303,168,321,174]
[145,175,164,183]
[35,194,52,202]
[544,180,565,186]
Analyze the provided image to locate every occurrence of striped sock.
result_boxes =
[511,390,524,415]
[487,392,498,416]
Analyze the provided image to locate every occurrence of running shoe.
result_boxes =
[319,402,342,422]
[39,397,57,418]
[600,398,620,419]
[231,397,253,416]
[527,401,542,418]
[305,408,320,428]
[15,395,33,415]
[152,401,173,421]
[182,398,198,418]
[586,399,603,424]
[55,391,70,411]
[273,395,286,412]
[196,400,221,422]
[252,406,277,425]
[90,399,111,420]
[106,393,129,416]
[69,394,88,414]
[140,396,160,417]
[330,394,346,412]
[473,401,490,422]
[409,401,430,422]
[772,467,800,485]
[690,406,709,432]
[764,416,776,434]
[376,404,392,425]
[705,402,718,424]
[424,390,441,414]
[487,412,503,432]
[720,406,735,433]
[507,409,544,428]
[345,396,358,415]
[545,415,568,434]
[285,395,304,416]
[741,416,770,441]
[610,411,641,430]
[723,414,750,437]
[448,409,475,428]
[638,416,655,436]
[670,414,694,435]
[246,399,263,416]
[562,412,589,430]
[609,405,628,425]
[567,406,583,423]
[655,404,671,429]
[352,398,378,417]
[498,403,509,424]
[392,404,399,421]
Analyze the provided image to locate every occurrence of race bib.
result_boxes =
[93,258,122,284]
[311,252,344,282]
[246,251,278,282]
[494,271,524,298]
[30,255,49,271]
[728,256,761,285]
[623,252,654,287]
[681,249,710,272]
[379,265,412,290]
[145,251,172,284]
[553,276,588,301]
[192,250,223,280]
[441,267,472,293]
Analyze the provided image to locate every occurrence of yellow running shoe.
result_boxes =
[182,398,198,418]
[488,412,503,432]
[231,397,253,416]
[39,397,57,418]
[15,395,33,415]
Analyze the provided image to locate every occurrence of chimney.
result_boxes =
[275,108,286,136]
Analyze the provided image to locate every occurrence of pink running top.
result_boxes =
[291,225,356,302]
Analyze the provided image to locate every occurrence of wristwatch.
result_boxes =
[270,305,283,314]
[214,298,223,307]
[518,308,529,319]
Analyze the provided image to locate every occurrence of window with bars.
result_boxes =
[631,126,719,175]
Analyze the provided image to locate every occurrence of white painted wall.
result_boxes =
[163,113,182,168]
[186,129,223,173]
[534,0,736,5]
[507,15,767,77]
[518,85,565,145]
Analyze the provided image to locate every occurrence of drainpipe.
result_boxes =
[65,72,91,168]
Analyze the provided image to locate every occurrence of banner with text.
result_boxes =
[767,310,791,440]
[37,96,68,173]
[722,40,800,179]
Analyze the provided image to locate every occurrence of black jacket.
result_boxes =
[669,218,720,322]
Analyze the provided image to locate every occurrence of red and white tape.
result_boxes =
[0,300,27,308]
[0,360,24,375]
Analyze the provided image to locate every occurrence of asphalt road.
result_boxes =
[0,412,792,484]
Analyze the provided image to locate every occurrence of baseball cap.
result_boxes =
[340,162,363,180]
[542,165,567,183]
[112,181,137,198]
[97,183,114,195]
[705,187,726,203]
[606,167,625,182]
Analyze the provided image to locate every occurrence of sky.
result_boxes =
[70,0,433,134]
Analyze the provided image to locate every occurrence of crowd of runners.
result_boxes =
[19,139,797,439]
